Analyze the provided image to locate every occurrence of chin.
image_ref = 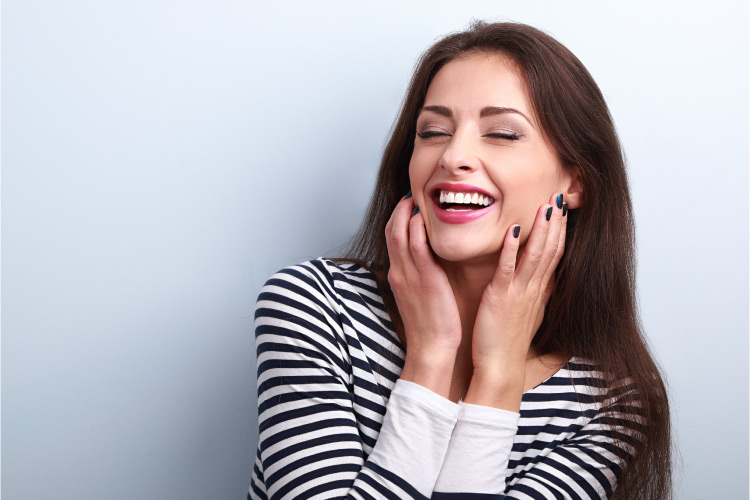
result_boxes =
[428,239,500,264]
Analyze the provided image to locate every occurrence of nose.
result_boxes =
[439,129,480,175]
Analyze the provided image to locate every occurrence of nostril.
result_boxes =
[458,165,471,170]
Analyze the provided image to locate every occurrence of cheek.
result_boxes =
[499,173,548,209]
[408,148,436,177]
[408,157,435,204]
[495,179,552,238]
[499,159,561,207]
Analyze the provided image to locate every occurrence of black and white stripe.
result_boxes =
[249,259,640,500]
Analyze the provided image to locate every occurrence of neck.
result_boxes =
[437,254,498,396]
[437,252,544,402]
[438,253,498,319]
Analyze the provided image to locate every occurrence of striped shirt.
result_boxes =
[249,258,639,500]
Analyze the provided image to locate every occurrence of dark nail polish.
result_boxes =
[562,203,568,217]
[513,225,520,238]
[545,206,553,221]
[405,190,412,199]
[412,205,419,216]
[556,194,563,209]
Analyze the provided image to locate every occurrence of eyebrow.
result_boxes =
[419,105,534,127]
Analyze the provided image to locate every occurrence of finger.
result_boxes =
[535,193,565,281]
[514,203,553,285]
[386,195,417,271]
[540,201,568,293]
[534,273,556,333]
[384,210,394,242]
[408,209,439,273]
[493,223,522,289]
[384,193,406,241]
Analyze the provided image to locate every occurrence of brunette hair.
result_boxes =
[340,21,671,499]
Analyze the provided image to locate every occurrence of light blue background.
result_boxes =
[3,1,748,499]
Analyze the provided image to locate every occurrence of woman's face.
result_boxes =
[409,52,579,264]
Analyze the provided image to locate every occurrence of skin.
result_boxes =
[384,53,583,412]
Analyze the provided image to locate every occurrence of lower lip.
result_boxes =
[431,197,495,224]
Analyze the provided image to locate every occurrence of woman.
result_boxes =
[249,21,671,500]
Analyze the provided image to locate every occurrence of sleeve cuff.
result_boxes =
[457,400,520,427]
[393,379,461,420]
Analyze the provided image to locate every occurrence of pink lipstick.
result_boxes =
[429,182,496,224]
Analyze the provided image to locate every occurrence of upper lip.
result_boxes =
[429,182,495,199]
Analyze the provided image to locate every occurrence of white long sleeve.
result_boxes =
[434,402,520,495]
[368,380,460,496]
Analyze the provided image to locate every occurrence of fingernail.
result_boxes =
[556,194,563,209]
[562,203,568,217]
[545,206,553,221]
[513,225,520,238]
[412,205,419,216]
[405,190,412,199]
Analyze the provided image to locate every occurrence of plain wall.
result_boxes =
[2,1,748,499]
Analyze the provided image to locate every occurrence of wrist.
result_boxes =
[463,366,525,412]
[400,349,456,399]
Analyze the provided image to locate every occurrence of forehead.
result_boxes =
[423,53,533,118]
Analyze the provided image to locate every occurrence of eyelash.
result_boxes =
[416,131,521,141]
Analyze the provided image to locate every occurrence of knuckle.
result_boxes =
[500,261,516,275]
[554,245,565,260]
[526,250,543,267]
[543,244,558,260]
[387,270,402,288]
[409,237,423,254]
[389,231,404,247]
[526,285,543,302]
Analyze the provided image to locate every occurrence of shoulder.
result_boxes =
[255,258,391,338]
[563,357,608,384]
[531,357,631,407]
[253,260,368,367]
[559,357,643,434]
[258,258,381,307]
[537,357,608,391]
[254,259,398,379]
[564,358,638,398]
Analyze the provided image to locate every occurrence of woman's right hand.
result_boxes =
[385,194,462,398]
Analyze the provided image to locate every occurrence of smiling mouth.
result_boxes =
[434,189,495,211]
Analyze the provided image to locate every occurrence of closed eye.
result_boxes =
[417,131,521,140]
[484,132,520,140]
[416,130,450,139]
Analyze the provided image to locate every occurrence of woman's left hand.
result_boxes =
[464,193,567,410]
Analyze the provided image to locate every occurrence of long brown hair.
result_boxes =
[340,21,671,499]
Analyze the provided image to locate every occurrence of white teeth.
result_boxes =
[438,189,494,207]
